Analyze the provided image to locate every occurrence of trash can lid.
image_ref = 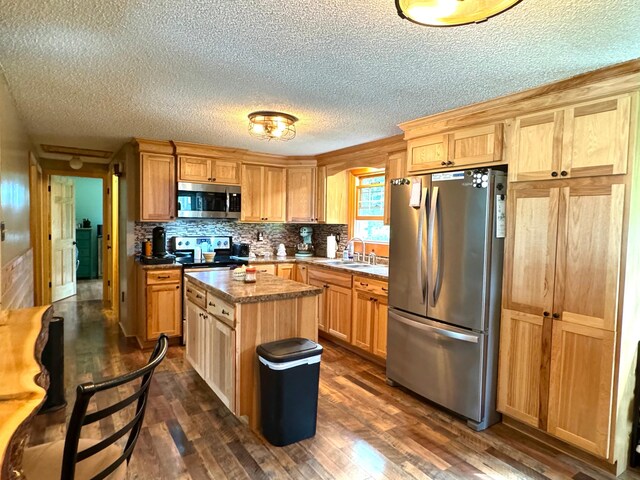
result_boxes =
[256,337,323,363]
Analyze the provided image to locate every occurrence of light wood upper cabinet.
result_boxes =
[263,167,286,222]
[547,321,615,458]
[179,156,212,183]
[562,97,630,178]
[503,186,559,316]
[385,151,407,225]
[511,111,563,182]
[407,134,448,172]
[241,164,286,222]
[212,159,241,184]
[553,183,624,331]
[240,164,263,222]
[511,96,631,183]
[406,123,503,174]
[178,155,240,185]
[316,168,349,224]
[497,309,548,428]
[287,167,317,222]
[448,123,503,167]
[140,153,176,221]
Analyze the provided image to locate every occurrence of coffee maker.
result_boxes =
[141,226,176,265]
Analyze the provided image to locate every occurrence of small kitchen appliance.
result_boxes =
[140,226,175,265]
[295,226,314,258]
[231,242,251,257]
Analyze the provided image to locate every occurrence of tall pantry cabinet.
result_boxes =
[498,91,640,470]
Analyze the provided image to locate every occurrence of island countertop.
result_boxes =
[185,270,323,304]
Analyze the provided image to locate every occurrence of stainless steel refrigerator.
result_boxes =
[387,168,507,431]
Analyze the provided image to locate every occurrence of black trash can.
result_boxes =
[256,337,323,446]
[39,316,67,414]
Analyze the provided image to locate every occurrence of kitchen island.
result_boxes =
[183,271,322,431]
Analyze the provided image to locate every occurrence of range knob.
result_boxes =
[177,241,182,246]
[223,240,229,246]
[216,241,222,247]
[185,241,190,246]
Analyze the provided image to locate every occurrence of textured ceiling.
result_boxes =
[0,0,638,159]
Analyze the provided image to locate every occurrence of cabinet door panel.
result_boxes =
[554,183,624,331]
[563,96,630,178]
[511,111,562,182]
[497,309,548,427]
[141,153,176,221]
[276,264,294,280]
[185,300,199,369]
[327,284,352,342]
[146,283,181,339]
[294,264,309,283]
[448,123,503,167]
[503,187,559,316]
[210,318,236,411]
[179,156,211,183]
[372,297,388,359]
[308,278,327,332]
[352,290,373,351]
[240,164,263,222]
[263,167,286,222]
[547,321,615,458]
[407,134,448,172]
[212,160,240,184]
[287,167,316,222]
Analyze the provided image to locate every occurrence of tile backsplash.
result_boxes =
[135,220,348,257]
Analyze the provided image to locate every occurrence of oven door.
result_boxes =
[178,183,238,219]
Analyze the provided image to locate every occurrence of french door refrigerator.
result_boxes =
[387,168,506,431]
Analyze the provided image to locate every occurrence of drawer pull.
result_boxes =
[221,309,230,316]
[187,288,193,294]
[382,287,388,292]
[196,294,203,299]
[359,282,368,287]
[209,301,216,307]
[157,275,170,279]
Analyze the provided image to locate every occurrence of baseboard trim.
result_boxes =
[501,415,618,475]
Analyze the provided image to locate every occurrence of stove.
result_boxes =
[170,235,247,269]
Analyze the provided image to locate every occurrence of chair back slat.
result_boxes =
[60,334,169,480]
[82,375,151,426]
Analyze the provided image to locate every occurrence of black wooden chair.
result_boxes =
[22,334,169,480]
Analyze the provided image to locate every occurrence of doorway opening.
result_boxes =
[50,175,104,302]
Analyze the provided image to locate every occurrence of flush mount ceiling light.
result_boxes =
[69,156,83,170]
[248,111,298,141]
[396,0,522,26]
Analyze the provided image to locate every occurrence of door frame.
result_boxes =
[39,160,115,308]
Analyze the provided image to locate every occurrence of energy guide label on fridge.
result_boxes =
[496,195,506,238]
[432,172,465,181]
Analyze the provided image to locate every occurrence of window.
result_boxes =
[353,172,390,244]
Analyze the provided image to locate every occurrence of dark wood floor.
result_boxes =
[29,282,640,480]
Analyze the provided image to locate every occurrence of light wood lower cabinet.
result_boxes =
[308,267,353,342]
[307,276,327,332]
[547,321,615,458]
[351,276,389,359]
[294,263,309,283]
[184,286,236,412]
[136,265,182,347]
[276,263,294,279]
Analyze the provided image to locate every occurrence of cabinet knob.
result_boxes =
[211,178,216,182]
[441,161,447,166]
[222,309,229,316]
[552,313,560,319]
[176,285,179,289]
[560,170,568,177]
[551,171,559,177]
[543,311,550,317]
[447,161,454,166]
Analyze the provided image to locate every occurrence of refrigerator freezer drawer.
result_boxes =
[387,309,485,422]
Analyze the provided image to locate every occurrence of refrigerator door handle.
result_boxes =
[427,186,442,307]
[390,310,479,344]
[434,185,444,306]
[416,184,428,304]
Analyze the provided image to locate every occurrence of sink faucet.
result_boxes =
[347,237,366,262]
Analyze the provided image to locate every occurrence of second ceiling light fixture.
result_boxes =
[396,0,523,26]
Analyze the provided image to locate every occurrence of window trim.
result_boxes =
[348,169,390,257]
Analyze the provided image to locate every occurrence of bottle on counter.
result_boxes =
[143,240,152,257]
[244,266,257,283]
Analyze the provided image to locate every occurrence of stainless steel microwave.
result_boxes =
[177,182,241,219]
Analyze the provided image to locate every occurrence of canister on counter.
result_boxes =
[244,266,257,283]
[143,240,152,257]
